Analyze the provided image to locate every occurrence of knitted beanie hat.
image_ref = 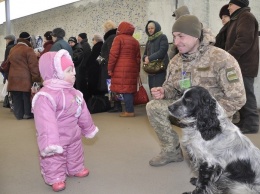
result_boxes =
[172,15,202,38]
[39,49,73,80]
[78,33,87,39]
[219,4,230,19]
[19,32,31,41]
[229,0,249,8]
[68,37,77,44]
[172,5,190,19]
[51,28,65,38]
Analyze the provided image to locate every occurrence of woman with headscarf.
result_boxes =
[143,21,169,91]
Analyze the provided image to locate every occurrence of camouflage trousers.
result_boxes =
[146,99,180,153]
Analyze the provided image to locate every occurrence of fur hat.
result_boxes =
[68,37,77,44]
[172,15,202,38]
[39,49,73,80]
[51,28,65,38]
[93,34,103,42]
[172,5,190,19]
[229,0,249,8]
[78,33,87,39]
[44,31,52,41]
[4,34,15,41]
[19,32,31,41]
[219,4,230,19]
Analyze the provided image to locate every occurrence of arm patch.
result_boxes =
[226,68,239,83]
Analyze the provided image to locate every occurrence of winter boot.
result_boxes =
[108,101,122,113]
[149,146,183,167]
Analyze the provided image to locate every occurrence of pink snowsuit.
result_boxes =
[32,50,98,185]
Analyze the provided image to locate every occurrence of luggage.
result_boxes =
[87,95,111,114]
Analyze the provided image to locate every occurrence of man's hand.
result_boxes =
[151,87,165,99]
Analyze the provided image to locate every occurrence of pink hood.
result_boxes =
[39,49,73,81]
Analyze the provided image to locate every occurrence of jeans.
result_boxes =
[122,93,134,113]
[11,91,32,120]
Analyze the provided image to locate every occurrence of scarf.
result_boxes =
[43,79,73,90]
[148,31,163,41]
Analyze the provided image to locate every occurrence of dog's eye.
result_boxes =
[184,97,193,105]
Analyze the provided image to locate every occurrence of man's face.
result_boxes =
[68,41,75,47]
[172,32,199,54]
[77,36,82,43]
[228,3,240,15]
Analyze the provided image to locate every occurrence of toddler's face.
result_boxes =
[63,66,76,84]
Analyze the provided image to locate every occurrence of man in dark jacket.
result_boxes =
[225,0,259,134]
[50,28,73,57]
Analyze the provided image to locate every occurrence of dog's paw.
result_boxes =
[190,177,197,186]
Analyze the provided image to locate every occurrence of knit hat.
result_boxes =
[51,28,65,38]
[4,34,15,41]
[172,5,190,19]
[19,32,31,41]
[68,37,77,43]
[172,15,202,38]
[229,0,249,8]
[39,49,74,80]
[219,4,230,19]
[44,31,52,41]
[78,33,87,39]
[93,34,103,42]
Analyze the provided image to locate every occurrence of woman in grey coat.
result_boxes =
[143,20,169,90]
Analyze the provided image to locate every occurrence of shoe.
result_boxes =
[108,101,122,113]
[52,181,65,192]
[119,112,135,117]
[240,128,258,134]
[23,114,34,119]
[149,149,183,167]
[74,168,89,177]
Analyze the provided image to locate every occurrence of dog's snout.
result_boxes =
[168,104,175,113]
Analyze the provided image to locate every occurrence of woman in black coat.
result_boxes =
[84,34,104,102]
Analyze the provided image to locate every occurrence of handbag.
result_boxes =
[143,59,166,74]
[0,60,10,73]
[87,95,111,114]
[134,77,149,105]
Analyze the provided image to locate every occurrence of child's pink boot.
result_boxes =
[74,168,89,177]
[52,181,65,192]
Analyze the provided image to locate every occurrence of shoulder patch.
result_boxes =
[226,67,239,82]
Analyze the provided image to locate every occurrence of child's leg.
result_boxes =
[66,138,85,176]
[40,154,67,185]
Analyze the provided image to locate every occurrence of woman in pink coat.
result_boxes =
[32,49,98,192]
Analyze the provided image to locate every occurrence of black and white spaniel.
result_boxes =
[168,86,260,194]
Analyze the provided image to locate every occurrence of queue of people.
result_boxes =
[1,0,259,191]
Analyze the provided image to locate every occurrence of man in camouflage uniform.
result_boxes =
[146,15,246,167]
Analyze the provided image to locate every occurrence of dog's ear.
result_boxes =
[196,90,221,141]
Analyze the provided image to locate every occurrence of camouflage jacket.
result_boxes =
[163,28,246,117]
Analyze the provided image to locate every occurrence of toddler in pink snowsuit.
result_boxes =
[32,49,98,192]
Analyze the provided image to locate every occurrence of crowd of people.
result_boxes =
[1,0,259,192]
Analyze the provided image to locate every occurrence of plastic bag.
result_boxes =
[1,80,8,97]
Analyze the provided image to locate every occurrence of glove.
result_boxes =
[41,145,63,157]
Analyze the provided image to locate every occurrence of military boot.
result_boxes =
[149,147,183,167]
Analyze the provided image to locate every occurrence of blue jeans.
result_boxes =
[122,93,134,113]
